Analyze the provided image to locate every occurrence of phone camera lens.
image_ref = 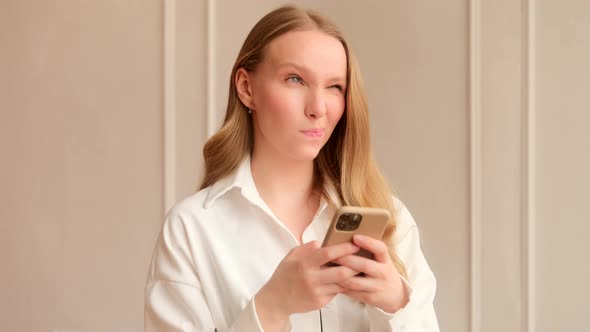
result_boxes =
[336,213,362,231]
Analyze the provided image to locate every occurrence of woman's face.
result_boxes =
[247,29,347,162]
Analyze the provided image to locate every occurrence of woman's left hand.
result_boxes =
[332,234,409,313]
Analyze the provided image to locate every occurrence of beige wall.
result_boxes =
[1,1,588,331]
[535,1,590,331]
[0,1,163,331]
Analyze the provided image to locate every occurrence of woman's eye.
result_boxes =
[287,76,302,84]
[330,85,344,92]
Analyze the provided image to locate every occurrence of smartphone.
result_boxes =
[321,206,391,261]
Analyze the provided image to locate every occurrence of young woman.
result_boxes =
[145,5,439,332]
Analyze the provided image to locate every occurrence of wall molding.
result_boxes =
[469,0,482,332]
[522,0,536,331]
[163,0,176,214]
[471,0,537,330]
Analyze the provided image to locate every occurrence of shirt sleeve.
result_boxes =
[365,198,440,332]
[144,209,267,332]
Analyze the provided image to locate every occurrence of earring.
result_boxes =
[247,108,252,114]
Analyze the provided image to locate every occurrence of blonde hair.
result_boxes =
[199,5,406,278]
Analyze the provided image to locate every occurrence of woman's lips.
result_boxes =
[301,129,324,137]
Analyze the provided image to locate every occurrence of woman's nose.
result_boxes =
[305,91,327,119]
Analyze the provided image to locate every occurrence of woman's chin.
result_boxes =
[302,149,320,160]
[290,148,321,162]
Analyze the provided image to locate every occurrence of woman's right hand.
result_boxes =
[254,240,361,331]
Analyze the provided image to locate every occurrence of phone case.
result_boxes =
[321,206,391,260]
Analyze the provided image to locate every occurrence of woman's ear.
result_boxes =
[235,68,255,109]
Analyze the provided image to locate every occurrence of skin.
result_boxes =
[235,29,408,331]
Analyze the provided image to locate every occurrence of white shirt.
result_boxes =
[145,157,440,331]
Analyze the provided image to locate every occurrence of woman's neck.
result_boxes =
[250,150,317,205]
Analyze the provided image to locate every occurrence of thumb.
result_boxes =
[294,240,320,255]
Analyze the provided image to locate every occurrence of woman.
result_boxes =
[145,5,439,332]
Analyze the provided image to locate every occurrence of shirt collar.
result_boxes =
[203,154,257,209]
[203,155,342,217]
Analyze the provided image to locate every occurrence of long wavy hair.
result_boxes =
[199,5,406,278]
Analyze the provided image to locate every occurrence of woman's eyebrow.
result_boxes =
[275,61,307,72]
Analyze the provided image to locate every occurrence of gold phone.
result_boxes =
[321,206,391,261]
